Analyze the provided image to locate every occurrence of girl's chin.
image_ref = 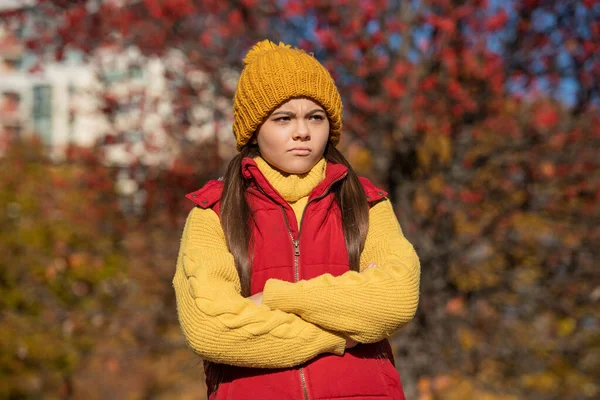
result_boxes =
[274,158,318,174]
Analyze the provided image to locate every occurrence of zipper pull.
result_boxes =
[292,239,300,257]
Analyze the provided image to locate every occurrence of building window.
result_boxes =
[67,84,76,141]
[32,85,52,145]
[129,64,143,80]
[6,56,22,70]
[0,91,21,137]
[1,91,20,112]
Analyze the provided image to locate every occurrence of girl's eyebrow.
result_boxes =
[271,109,325,117]
[271,111,294,117]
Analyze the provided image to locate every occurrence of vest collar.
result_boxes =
[241,157,348,206]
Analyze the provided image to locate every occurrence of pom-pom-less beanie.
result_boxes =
[233,40,343,151]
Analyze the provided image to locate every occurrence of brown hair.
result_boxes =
[220,142,369,297]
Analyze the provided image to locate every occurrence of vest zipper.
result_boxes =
[277,173,347,400]
[256,172,348,400]
[277,170,347,282]
[278,206,309,400]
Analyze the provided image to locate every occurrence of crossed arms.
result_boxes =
[172,199,420,368]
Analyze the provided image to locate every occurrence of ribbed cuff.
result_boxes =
[262,278,300,313]
[325,332,347,356]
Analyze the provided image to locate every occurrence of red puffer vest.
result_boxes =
[186,158,406,400]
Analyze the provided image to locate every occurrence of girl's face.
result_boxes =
[256,98,330,174]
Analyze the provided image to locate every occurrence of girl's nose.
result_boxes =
[293,119,310,140]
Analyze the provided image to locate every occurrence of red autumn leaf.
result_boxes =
[383,78,406,98]
[486,10,508,31]
[421,75,437,91]
[315,28,337,50]
[451,104,464,117]
[371,31,384,45]
[447,79,463,98]
[437,17,456,34]
[443,185,455,198]
[284,1,305,17]
[446,297,467,316]
[459,190,483,203]
[164,0,196,18]
[66,5,86,27]
[427,15,456,34]
[533,107,559,130]
[393,61,411,77]
[441,49,458,76]
[582,40,595,55]
[143,0,163,19]
[351,89,371,110]
[199,31,212,47]
[548,132,567,149]
[28,62,43,74]
[228,9,242,25]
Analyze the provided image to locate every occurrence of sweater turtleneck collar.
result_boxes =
[253,156,327,203]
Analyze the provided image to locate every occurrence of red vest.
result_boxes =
[186,158,406,400]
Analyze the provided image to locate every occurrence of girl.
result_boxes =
[173,40,420,400]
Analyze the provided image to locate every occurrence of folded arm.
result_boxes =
[173,207,346,369]
[262,199,421,343]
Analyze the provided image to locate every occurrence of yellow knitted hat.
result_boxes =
[233,40,343,151]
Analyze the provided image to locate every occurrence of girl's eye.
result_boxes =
[310,115,325,121]
[274,116,290,122]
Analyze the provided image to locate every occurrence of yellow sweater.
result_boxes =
[173,157,420,368]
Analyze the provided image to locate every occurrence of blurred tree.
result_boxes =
[0,138,127,398]
[0,139,209,399]
[504,0,600,114]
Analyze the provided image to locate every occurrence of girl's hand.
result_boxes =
[345,338,358,348]
[249,292,263,306]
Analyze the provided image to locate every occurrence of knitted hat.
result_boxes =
[233,40,343,151]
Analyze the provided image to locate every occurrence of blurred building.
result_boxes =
[0,13,109,160]
[0,0,239,169]
[0,21,177,166]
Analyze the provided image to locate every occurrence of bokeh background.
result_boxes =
[1,0,599,399]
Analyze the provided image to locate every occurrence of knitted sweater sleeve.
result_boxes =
[173,207,346,368]
[262,199,420,343]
